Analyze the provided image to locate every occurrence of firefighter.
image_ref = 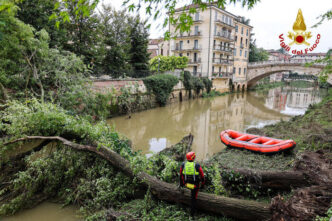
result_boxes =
[179,151,205,215]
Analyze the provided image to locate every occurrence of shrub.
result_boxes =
[149,56,188,72]
[143,74,179,106]
[202,77,213,93]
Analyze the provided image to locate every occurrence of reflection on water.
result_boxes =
[109,86,326,160]
[2,202,81,221]
[263,87,323,115]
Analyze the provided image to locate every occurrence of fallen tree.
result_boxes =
[4,136,271,221]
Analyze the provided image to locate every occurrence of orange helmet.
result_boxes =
[186,151,196,161]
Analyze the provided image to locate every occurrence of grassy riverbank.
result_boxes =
[209,88,332,171]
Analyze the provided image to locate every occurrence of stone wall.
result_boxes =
[212,78,231,93]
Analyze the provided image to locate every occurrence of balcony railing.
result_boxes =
[213,45,233,53]
[172,45,202,51]
[212,58,233,65]
[177,31,202,38]
[214,19,235,28]
[212,72,233,78]
[214,32,234,41]
[188,58,202,64]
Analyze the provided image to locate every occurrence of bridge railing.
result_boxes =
[248,60,327,67]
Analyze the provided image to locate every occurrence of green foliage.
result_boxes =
[150,55,188,72]
[122,0,259,39]
[211,164,227,195]
[202,77,213,93]
[192,77,205,96]
[315,203,332,221]
[305,49,331,83]
[143,74,179,106]
[128,18,150,78]
[249,41,269,62]
[183,71,194,98]
[202,90,226,98]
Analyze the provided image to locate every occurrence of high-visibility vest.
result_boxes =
[184,161,199,182]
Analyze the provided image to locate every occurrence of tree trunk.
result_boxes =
[4,136,271,221]
[224,168,310,190]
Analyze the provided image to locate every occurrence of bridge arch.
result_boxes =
[247,61,326,88]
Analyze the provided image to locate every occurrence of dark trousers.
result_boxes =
[190,187,199,215]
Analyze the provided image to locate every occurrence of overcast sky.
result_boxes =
[101,0,331,52]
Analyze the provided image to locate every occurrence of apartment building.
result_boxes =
[166,3,252,83]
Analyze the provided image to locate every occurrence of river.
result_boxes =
[4,86,326,221]
[108,86,326,160]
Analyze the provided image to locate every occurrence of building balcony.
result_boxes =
[188,58,202,65]
[214,19,235,28]
[176,31,202,38]
[212,72,233,78]
[172,45,202,51]
[214,32,234,42]
[193,17,203,23]
[212,58,234,65]
[213,45,233,53]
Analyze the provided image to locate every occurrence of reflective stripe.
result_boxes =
[184,161,199,182]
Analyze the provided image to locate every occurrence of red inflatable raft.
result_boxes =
[220,130,296,153]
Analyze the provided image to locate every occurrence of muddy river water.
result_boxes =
[3,86,326,221]
[109,86,326,160]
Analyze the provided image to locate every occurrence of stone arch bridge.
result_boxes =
[232,60,329,91]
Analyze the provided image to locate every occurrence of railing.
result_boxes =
[214,32,234,41]
[172,45,202,51]
[213,45,233,53]
[214,19,235,28]
[188,58,202,64]
[212,72,233,78]
[177,31,202,38]
[248,59,327,67]
[212,58,233,65]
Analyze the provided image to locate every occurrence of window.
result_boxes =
[235,25,238,32]
[222,15,225,22]
[212,66,215,73]
[219,67,221,73]
[240,49,242,56]
[179,53,183,57]
[235,36,237,42]
[213,53,215,59]
[239,68,241,74]
[179,41,183,50]
[244,51,247,58]
[225,16,228,24]
[194,53,197,62]
[194,26,199,35]
[161,49,163,55]
[244,68,246,75]
[213,40,216,47]
[241,27,243,34]
[245,39,248,47]
[187,53,189,56]
[233,67,236,74]
[195,12,199,21]
[187,40,190,44]
[246,29,248,36]
[240,37,243,44]
[234,49,236,56]
[193,66,197,75]
[215,11,217,20]
[214,25,217,35]
[194,40,198,49]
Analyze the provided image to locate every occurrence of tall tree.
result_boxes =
[128,18,150,78]
[249,40,269,62]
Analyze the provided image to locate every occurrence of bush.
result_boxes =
[143,74,179,106]
[192,77,204,96]
[149,56,188,72]
[202,77,213,93]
